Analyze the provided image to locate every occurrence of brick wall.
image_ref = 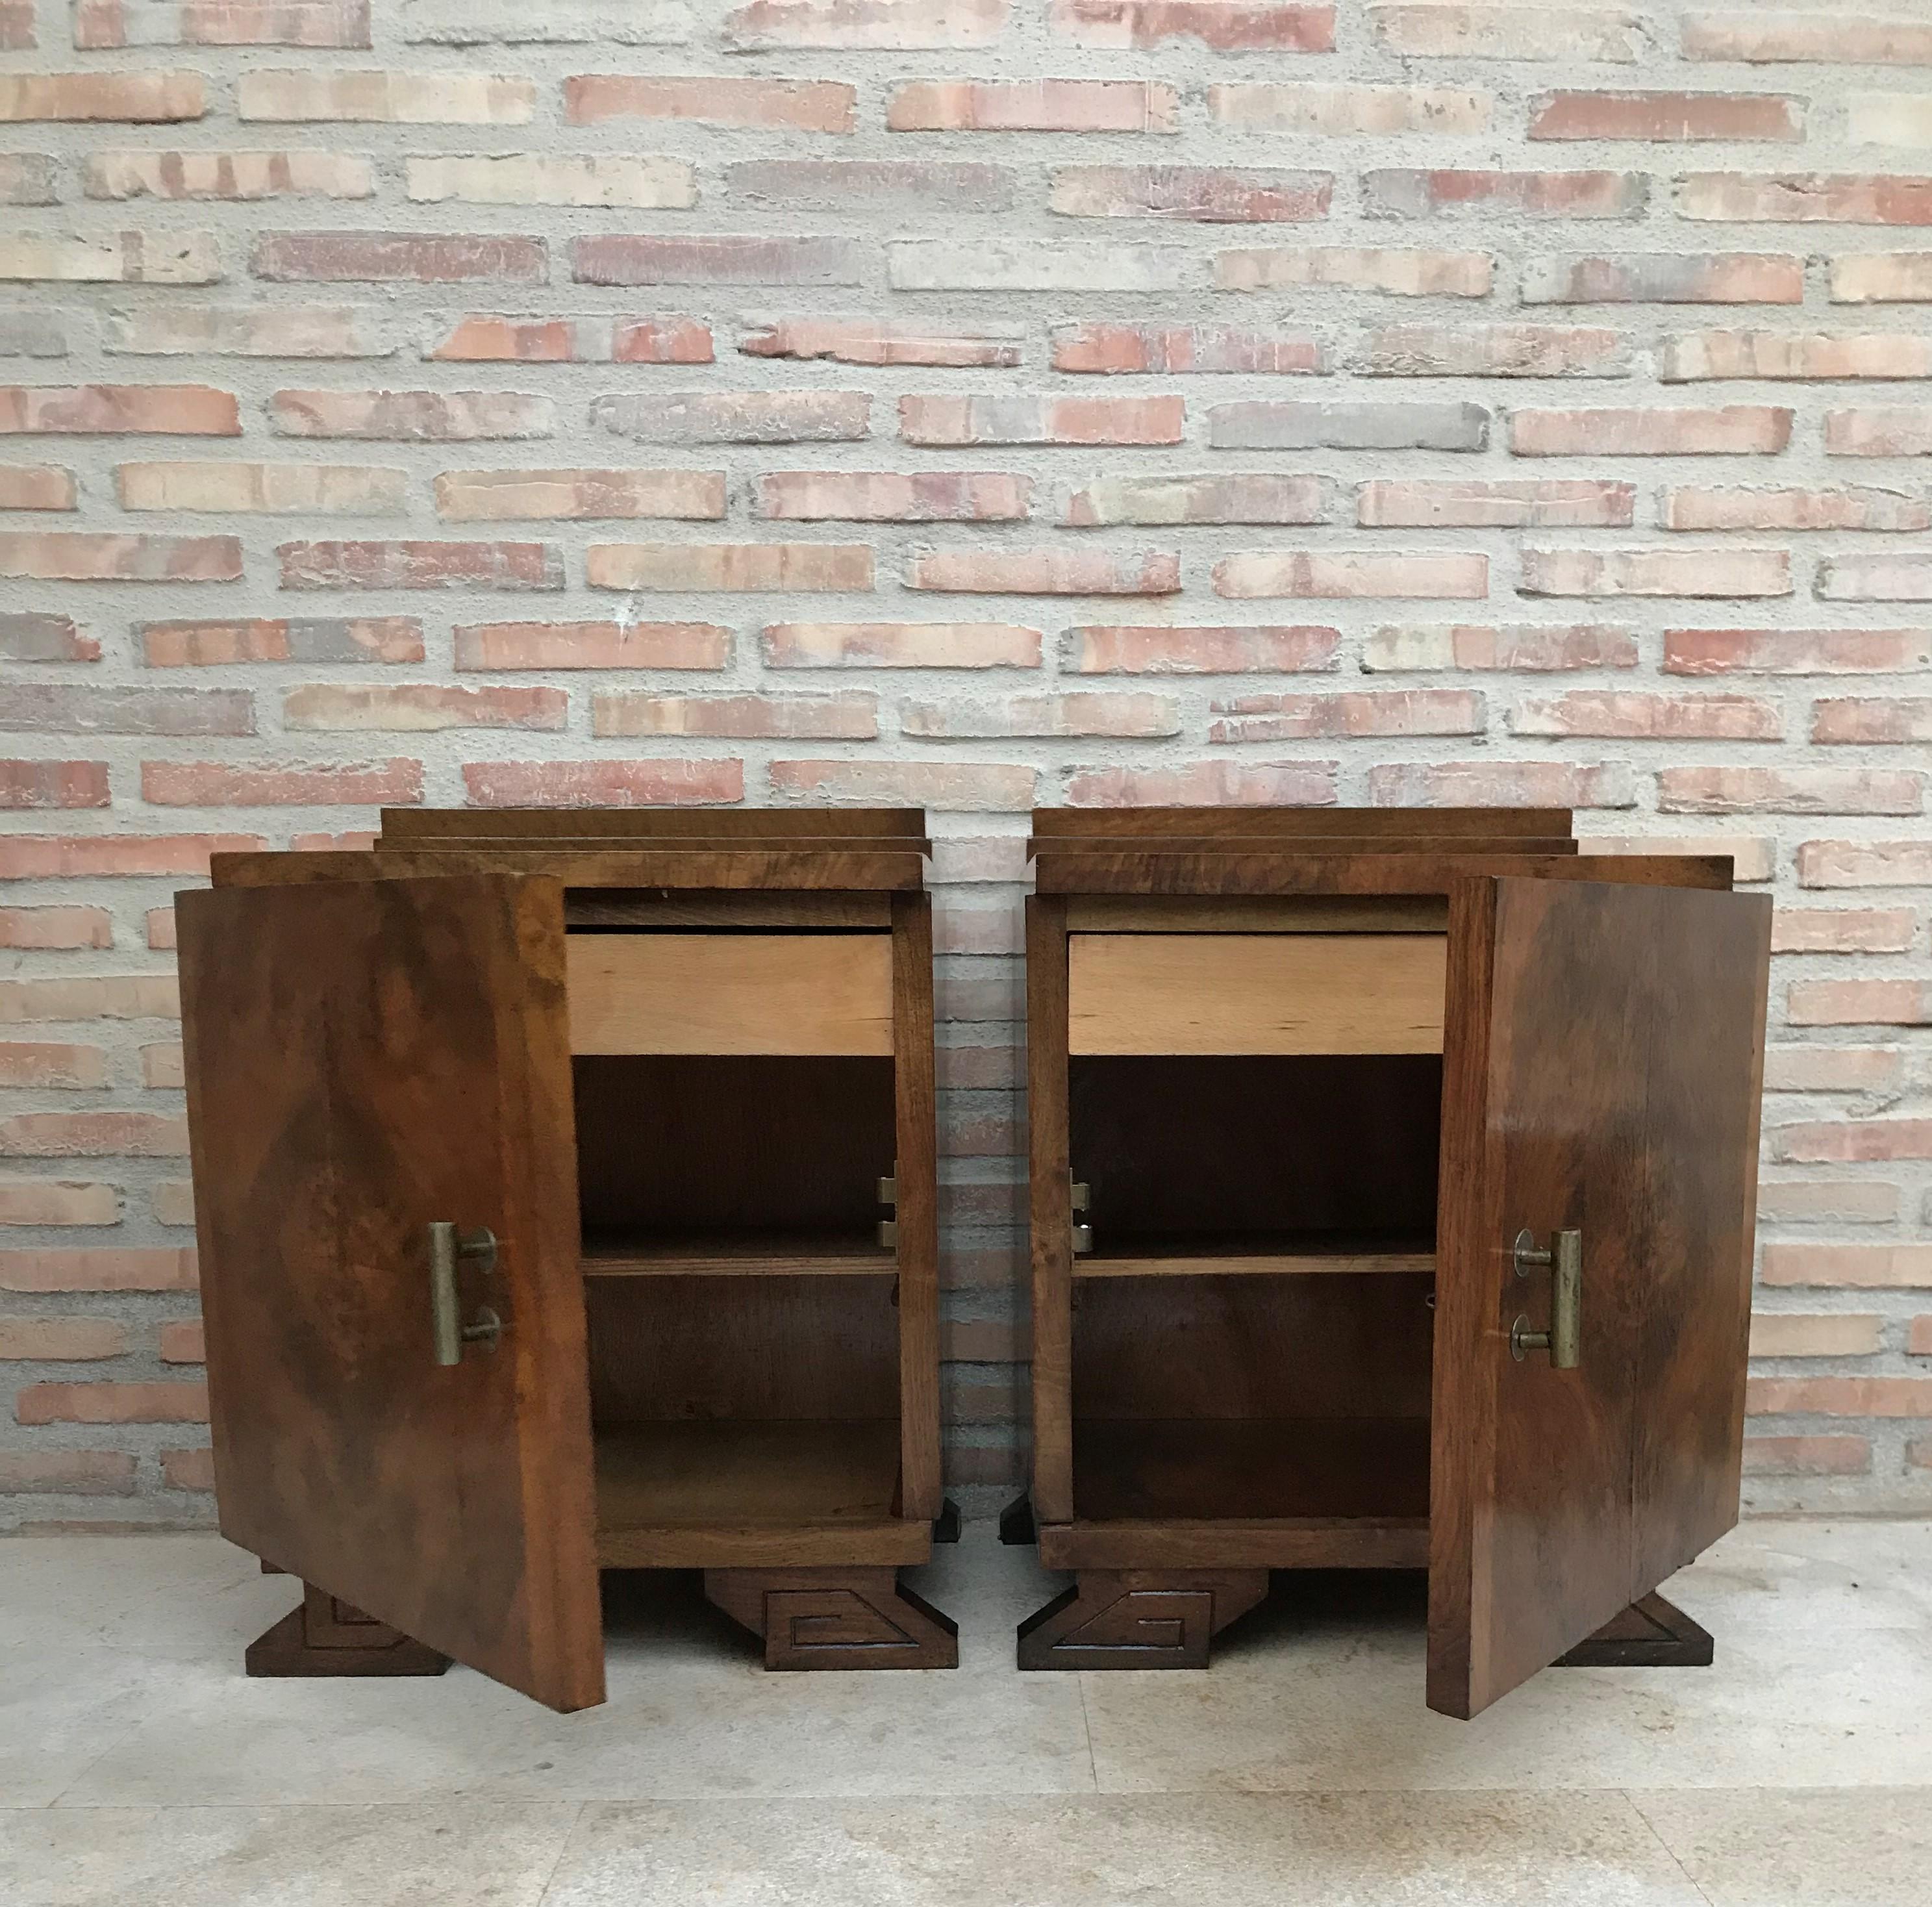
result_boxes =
[3,0,1931,1526]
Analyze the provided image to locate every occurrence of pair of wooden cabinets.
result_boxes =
[177,805,1771,1724]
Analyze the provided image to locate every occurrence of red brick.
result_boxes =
[141,1042,183,1088]
[1833,255,1932,304]
[1369,4,1647,60]
[1051,322,1322,374]
[0,464,75,509]
[1681,175,1932,225]
[1818,556,1932,603]
[770,760,1036,810]
[588,542,872,592]
[761,622,1043,669]
[160,1446,216,1489]
[1,683,252,735]
[1068,761,1336,807]
[0,1317,125,1359]
[462,760,744,807]
[141,758,422,806]
[0,233,222,283]
[143,616,424,666]
[1520,253,1804,305]
[1365,168,1646,218]
[407,153,694,209]
[0,1111,186,1157]
[105,305,386,355]
[1797,841,1932,889]
[590,392,869,445]
[435,470,725,522]
[1519,548,1791,598]
[1683,14,1932,64]
[1363,624,1637,672]
[454,620,729,672]
[423,314,713,365]
[1740,1436,1868,1477]
[0,383,236,435]
[79,1,370,46]
[573,235,861,286]
[1779,909,1919,958]
[593,692,876,740]
[0,533,240,582]
[1053,165,1331,221]
[1510,405,1790,455]
[1052,0,1334,48]
[0,909,113,951]
[1763,1044,1903,1089]
[1209,399,1487,452]
[0,1185,123,1229]
[17,1380,208,1424]
[1359,480,1632,528]
[0,833,260,878]
[252,231,543,282]
[902,692,1179,739]
[1066,474,1325,528]
[1659,766,1923,815]
[1369,762,1637,808]
[271,389,552,440]
[564,75,855,134]
[283,685,564,732]
[1529,90,1804,142]
[0,1044,107,1088]
[731,0,1005,44]
[0,975,177,1020]
[85,149,373,199]
[158,1319,205,1362]
[1814,698,1932,744]
[740,317,1019,368]
[1665,628,1932,676]
[1216,551,1488,600]
[1748,1377,1932,1418]
[1574,830,1776,878]
[0,762,110,809]
[725,158,1014,214]
[1787,981,1931,1028]
[278,540,562,590]
[1662,331,1932,381]
[145,909,177,950]
[1209,688,1483,742]
[1217,246,1492,297]
[1823,409,1932,457]
[887,79,1179,133]
[901,396,1183,447]
[0,1452,138,1495]
[117,461,405,515]
[1,614,98,662]
[907,549,1179,595]
[238,70,533,123]
[1512,690,1781,742]
[1209,84,1490,134]
[1916,1321,1932,1358]
[1355,324,1631,377]
[1757,1180,1899,1224]
[756,472,1029,522]
[0,5,33,51]
[0,71,205,120]
[1664,488,1932,534]
[1774,1119,1932,1163]
[1070,625,1340,673]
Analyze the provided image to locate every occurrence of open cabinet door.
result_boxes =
[178,872,605,1712]
[1428,874,1770,1720]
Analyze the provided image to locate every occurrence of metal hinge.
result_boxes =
[1070,1178,1092,1256]
[877,1166,897,1250]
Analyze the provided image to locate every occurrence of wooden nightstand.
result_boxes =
[177,807,955,1714]
[1012,807,1772,1720]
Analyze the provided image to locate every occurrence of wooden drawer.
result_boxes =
[1066,932,1447,1055]
[566,933,894,1055]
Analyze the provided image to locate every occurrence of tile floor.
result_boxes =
[1,1521,1928,1904]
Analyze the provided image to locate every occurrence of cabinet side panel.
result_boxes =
[1028,895,1075,1526]
[894,890,942,1523]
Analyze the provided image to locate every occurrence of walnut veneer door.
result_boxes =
[1429,874,1770,1720]
[177,872,604,1713]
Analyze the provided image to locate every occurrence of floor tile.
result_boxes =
[0,1802,581,1907]
[538,1792,1707,1907]
[1633,1787,1932,1907]
[0,1650,174,1808]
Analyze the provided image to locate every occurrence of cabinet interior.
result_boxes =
[1069,1054,1441,1527]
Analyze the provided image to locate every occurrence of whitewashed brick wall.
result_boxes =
[3,0,1931,1523]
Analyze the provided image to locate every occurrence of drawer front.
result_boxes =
[567,933,893,1055]
[1067,933,1447,1055]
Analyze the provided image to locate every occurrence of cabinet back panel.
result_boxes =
[574,1055,895,1236]
[1070,1054,1441,1243]
[1072,1274,1435,1422]
[586,1276,898,1425]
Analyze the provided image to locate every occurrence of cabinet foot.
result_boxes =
[245,1582,449,1679]
[703,1567,959,1671]
[931,1497,962,1545]
[997,1491,1036,1547]
[1016,1568,1268,1670]
[1554,1592,1714,1669]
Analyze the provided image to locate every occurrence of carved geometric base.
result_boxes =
[1017,1568,1269,1670]
[1553,1592,1714,1669]
[245,1581,449,1678]
[703,1567,959,1671]
[997,1491,1036,1547]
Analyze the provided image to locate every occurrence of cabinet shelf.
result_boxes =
[581,1230,895,1279]
[594,1418,922,1569]
[1075,1233,1435,1278]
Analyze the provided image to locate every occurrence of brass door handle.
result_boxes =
[429,1222,501,1367]
[1511,1226,1581,1369]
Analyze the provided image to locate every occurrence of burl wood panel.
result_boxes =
[177,874,605,1713]
[1068,933,1448,1055]
[565,933,893,1056]
[1428,874,1770,1721]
